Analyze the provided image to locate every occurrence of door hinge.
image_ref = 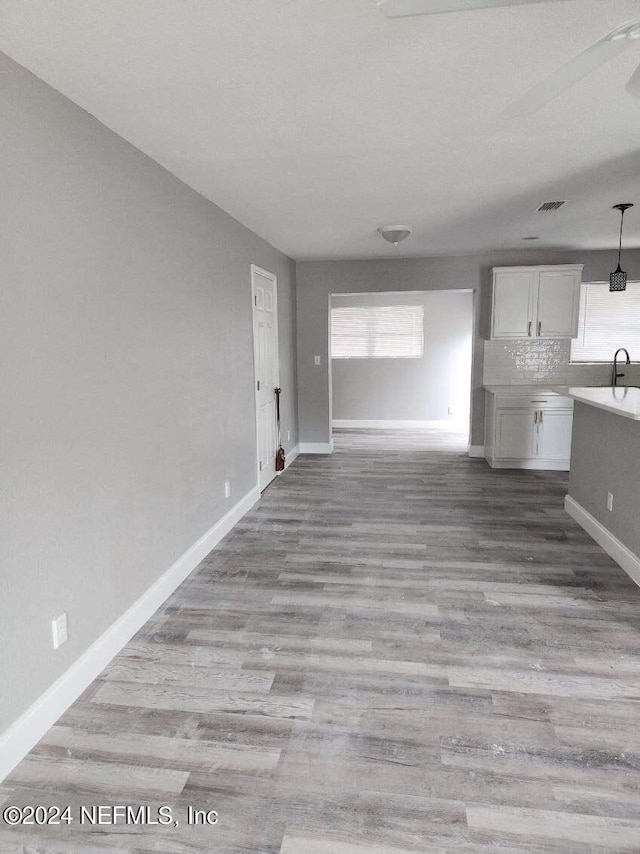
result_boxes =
[254,294,257,306]
[257,380,260,391]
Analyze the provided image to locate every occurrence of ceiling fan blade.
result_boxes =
[626,59,640,98]
[378,0,565,17]
[503,21,640,118]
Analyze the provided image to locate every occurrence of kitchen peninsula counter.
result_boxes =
[561,386,640,587]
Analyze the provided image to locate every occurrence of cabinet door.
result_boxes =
[537,409,573,461]
[495,409,535,460]
[492,270,537,338]
[536,268,581,338]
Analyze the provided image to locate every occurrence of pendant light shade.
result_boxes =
[610,203,633,292]
[610,264,627,292]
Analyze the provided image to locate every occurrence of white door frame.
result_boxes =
[251,264,279,490]
[328,287,475,447]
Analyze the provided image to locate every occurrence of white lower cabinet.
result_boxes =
[535,409,573,462]
[495,409,535,460]
[485,390,573,470]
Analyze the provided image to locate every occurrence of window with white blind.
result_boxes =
[331,304,424,359]
[571,282,640,363]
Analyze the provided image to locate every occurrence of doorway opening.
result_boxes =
[329,289,473,449]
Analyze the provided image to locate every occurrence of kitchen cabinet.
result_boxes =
[535,408,573,462]
[495,408,535,460]
[490,265,582,340]
[485,389,573,470]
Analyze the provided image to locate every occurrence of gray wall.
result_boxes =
[569,402,640,559]
[297,250,640,448]
[0,53,297,734]
[331,291,472,426]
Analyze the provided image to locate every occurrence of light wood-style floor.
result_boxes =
[3,429,640,853]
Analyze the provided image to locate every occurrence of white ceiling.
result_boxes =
[1,0,640,260]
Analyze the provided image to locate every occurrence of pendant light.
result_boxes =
[610,203,634,292]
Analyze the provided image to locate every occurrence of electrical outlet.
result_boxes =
[607,492,614,512]
[448,406,454,415]
[314,355,321,365]
[224,480,231,499]
[52,613,68,649]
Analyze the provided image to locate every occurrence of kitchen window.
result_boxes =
[570,281,640,363]
[331,304,424,359]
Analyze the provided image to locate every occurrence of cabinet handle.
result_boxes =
[538,320,542,336]
[534,411,538,424]
[539,410,544,424]
[528,321,532,337]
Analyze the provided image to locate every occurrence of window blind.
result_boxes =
[571,282,640,363]
[331,304,424,359]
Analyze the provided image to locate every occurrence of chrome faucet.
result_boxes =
[612,348,631,386]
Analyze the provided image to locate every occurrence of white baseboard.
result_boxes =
[282,444,299,470]
[488,458,570,471]
[468,445,485,458]
[332,419,465,430]
[299,442,333,454]
[565,495,640,589]
[0,484,260,784]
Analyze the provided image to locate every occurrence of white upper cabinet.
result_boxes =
[492,269,537,338]
[490,265,582,339]
[536,268,581,338]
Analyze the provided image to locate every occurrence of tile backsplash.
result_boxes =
[483,339,640,387]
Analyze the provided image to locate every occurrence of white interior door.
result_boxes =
[252,266,279,491]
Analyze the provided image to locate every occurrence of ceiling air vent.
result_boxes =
[536,201,566,212]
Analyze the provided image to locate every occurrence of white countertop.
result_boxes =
[556,386,640,421]
[483,385,560,394]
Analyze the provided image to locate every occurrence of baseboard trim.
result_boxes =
[0,484,260,784]
[332,419,464,430]
[488,458,570,471]
[468,445,485,458]
[299,442,333,454]
[287,444,300,466]
[565,495,640,589]
[282,444,299,470]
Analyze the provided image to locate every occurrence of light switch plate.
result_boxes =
[314,355,321,365]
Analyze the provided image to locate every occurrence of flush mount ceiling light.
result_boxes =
[610,203,634,292]
[378,225,414,247]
